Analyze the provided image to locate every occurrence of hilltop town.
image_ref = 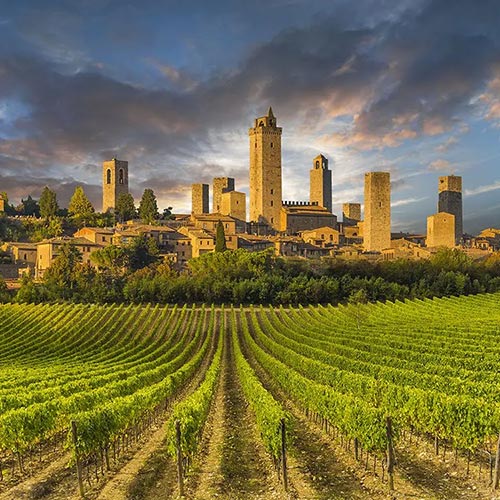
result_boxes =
[0,108,499,282]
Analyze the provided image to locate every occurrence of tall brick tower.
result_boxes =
[192,183,209,214]
[310,154,332,212]
[213,177,235,213]
[249,107,282,230]
[102,158,129,213]
[438,175,462,244]
[364,172,391,251]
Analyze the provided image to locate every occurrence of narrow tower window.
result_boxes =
[106,169,111,184]
[119,169,124,185]
[270,142,273,148]
[316,161,320,169]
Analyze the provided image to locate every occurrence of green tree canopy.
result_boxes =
[138,189,158,224]
[39,187,59,219]
[69,186,95,227]
[43,242,83,297]
[20,195,40,217]
[127,235,160,271]
[115,193,136,222]
[215,220,227,252]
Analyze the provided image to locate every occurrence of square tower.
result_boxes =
[192,183,209,214]
[249,107,282,230]
[213,177,235,213]
[221,191,246,221]
[342,203,361,227]
[438,175,462,244]
[364,172,391,251]
[427,212,455,248]
[310,154,332,212]
[102,158,129,213]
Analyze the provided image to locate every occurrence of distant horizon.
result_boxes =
[1,0,500,234]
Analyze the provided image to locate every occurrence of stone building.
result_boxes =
[364,172,391,252]
[427,212,456,248]
[192,183,209,214]
[280,202,337,235]
[74,227,115,246]
[35,237,103,278]
[342,203,361,226]
[220,191,246,221]
[249,107,282,231]
[310,154,332,212]
[438,175,462,244]
[213,177,234,213]
[301,226,340,247]
[102,158,129,213]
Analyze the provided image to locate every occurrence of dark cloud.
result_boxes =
[1,0,500,217]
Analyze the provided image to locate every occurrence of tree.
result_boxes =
[90,245,128,275]
[138,189,159,224]
[215,220,227,252]
[69,186,95,227]
[126,235,160,271]
[115,193,136,222]
[43,242,82,298]
[20,195,40,217]
[39,187,59,219]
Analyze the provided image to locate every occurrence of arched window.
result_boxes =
[315,161,320,169]
[119,169,124,185]
[106,169,111,184]
[259,121,264,127]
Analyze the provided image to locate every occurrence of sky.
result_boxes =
[0,0,499,234]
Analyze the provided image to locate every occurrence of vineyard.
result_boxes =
[0,295,499,499]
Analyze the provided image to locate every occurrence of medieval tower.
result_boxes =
[192,183,209,214]
[102,158,129,213]
[438,175,463,244]
[310,154,332,212]
[342,203,361,226]
[249,107,282,230]
[364,172,391,251]
[213,177,235,213]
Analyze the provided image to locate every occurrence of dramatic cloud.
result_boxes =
[0,0,499,230]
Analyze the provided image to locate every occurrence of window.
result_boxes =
[270,189,274,195]
[24,253,27,260]
[271,217,274,224]
[106,169,111,184]
[379,202,382,208]
[255,142,257,148]
[270,201,274,207]
[119,169,124,185]
[270,142,273,148]
[316,161,320,169]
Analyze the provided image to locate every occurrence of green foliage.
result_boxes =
[19,195,40,217]
[43,242,83,299]
[90,245,128,274]
[0,277,10,303]
[215,220,227,252]
[39,187,59,219]
[138,189,158,224]
[115,193,136,222]
[127,235,160,271]
[68,186,95,228]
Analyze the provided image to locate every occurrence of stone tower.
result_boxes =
[102,158,129,213]
[249,107,282,230]
[438,175,462,244]
[192,183,209,214]
[221,191,246,221]
[310,154,332,212]
[364,172,391,251]
[213,177,235,213]
[342,203,361,226]
[427,212,455,248]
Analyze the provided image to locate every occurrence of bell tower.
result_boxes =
[249,107,282,230]
[102,158,129,213]
[310,154,332,212]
